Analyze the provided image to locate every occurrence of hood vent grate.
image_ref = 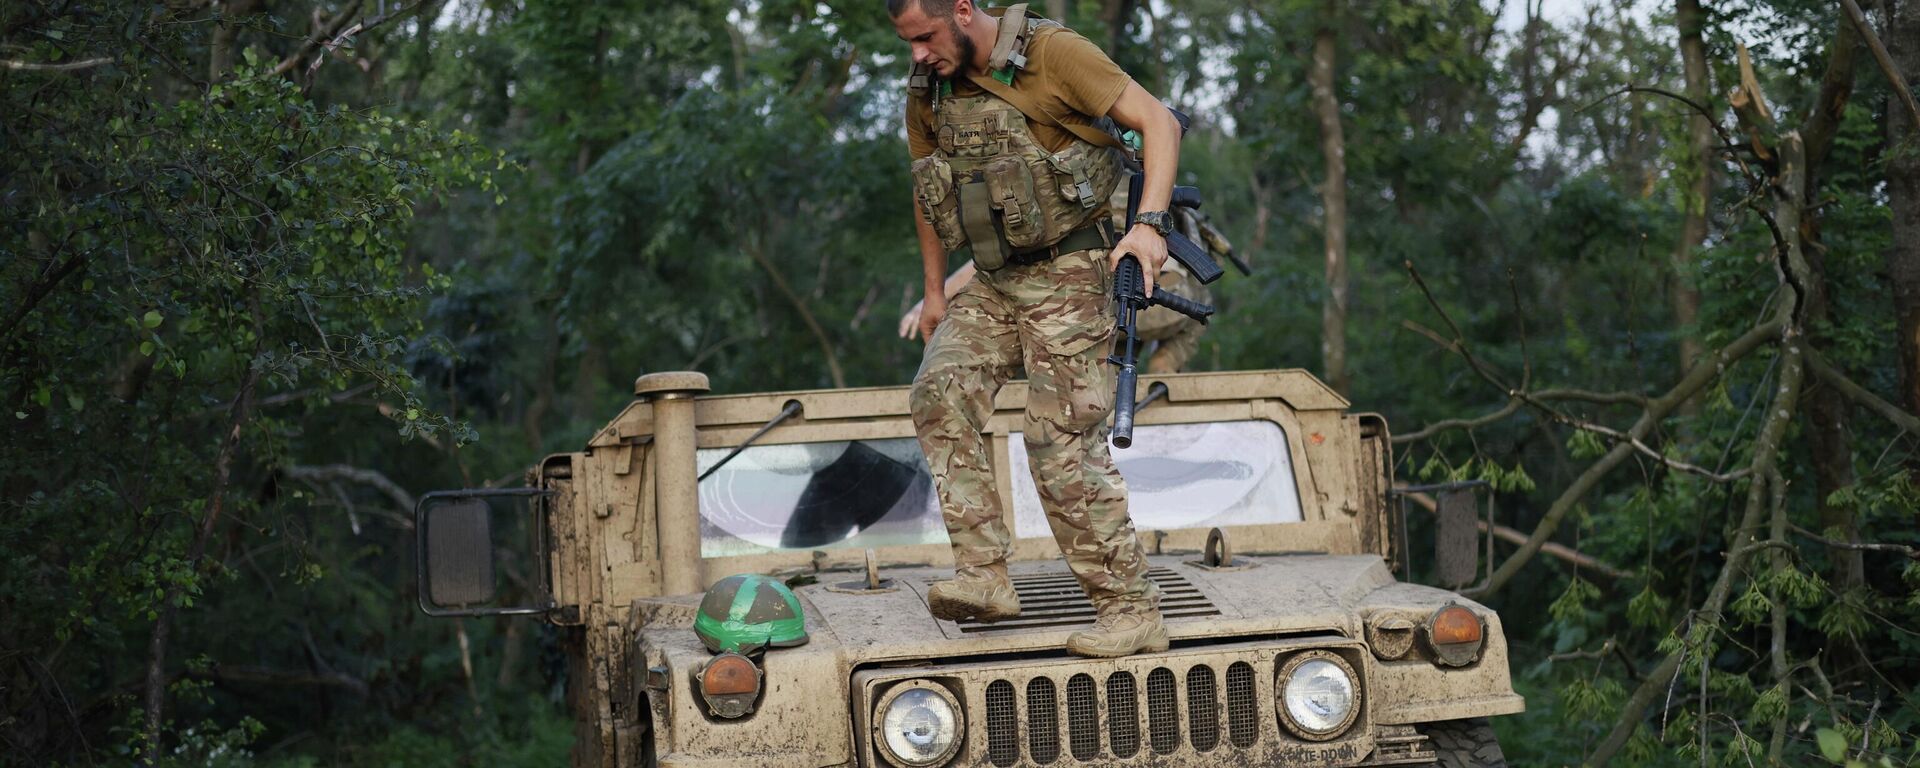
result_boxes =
[952,567,1220,634]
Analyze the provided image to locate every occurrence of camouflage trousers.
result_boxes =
[909,248,1157,614]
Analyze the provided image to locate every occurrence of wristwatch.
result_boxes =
[1134,210,1174,237]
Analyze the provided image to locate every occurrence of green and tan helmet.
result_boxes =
[693,574,810,655]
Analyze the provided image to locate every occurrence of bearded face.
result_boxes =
[947,18,977,79]
[893,2,980,79]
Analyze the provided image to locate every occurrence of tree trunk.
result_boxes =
[571,341,607,423]
[208,0,265,82]
[1890,0,1920,419]
[524,312,559,453]
[1801,15,1865,590]
[1671,0,1711,376]
[143,350,262,763]
[1046,0,1068,23]
[1309,16,1350,396]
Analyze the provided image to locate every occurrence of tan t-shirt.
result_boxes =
[905,23,1133,159]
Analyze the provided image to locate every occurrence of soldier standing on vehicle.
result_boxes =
[890,0,1185,657]
[896,179,1232,374]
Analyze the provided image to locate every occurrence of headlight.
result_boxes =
[874,681,962,767]
[1277,651,1361,740]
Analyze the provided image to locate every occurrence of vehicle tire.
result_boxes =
[1420,718,1507,767]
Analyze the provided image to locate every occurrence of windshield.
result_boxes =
[695,420,1304,557]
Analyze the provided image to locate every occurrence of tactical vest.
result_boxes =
[907,5,1123,271]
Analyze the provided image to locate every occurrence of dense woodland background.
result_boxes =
[4,0,1920,765]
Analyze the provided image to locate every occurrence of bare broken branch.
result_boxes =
[282,463,418,519]
[3,57,112,71]
[1790,524,1920,559]
[1394,400,1524,444]
[269,1,363,78]
[1838,0,1920,129]
[1562,416,1753,482]
[1401,489,1633,580]
[1805,346,1920,435]
[304,0,433,83]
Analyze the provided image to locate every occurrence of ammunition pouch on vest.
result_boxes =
[907,5,1123,271]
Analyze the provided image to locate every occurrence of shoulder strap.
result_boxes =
[965,65,1125,151]
[988,4,1032,71]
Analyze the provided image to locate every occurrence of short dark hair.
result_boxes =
[888,0,959,19]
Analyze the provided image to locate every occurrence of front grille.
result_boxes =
[1066,674,1098,760]
[1227,661,1259,747]
[1187,665,1219,752]
[986,680,1018,766]
[1106,672,1138,757]
[1027,678,1059,763]
[865,639,1372,766]
[1147,667,1179,754]
[981,661,1255,764]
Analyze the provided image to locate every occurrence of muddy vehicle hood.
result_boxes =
[794,554,1394,660]
[635,553,1471,662]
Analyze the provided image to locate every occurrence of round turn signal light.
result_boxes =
[698,653,762,718]
[1426,605,1485,667]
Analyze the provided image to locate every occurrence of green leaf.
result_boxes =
[1817,728,1847,763]
[351,228,367,246]
[142,310,162,328]
[140,340,155,356]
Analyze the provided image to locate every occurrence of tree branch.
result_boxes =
[1838,0,1920,129]
[1465,317,1783,600]
[1789,524,1920,559]
[1805,346,1920,434]
[743,235,847,388]
[1401,489,1633,580]
[0,252,86,346]
[267,1,364,78]
[192,664,370,698]
[1394,399,1523,443]
[1561,416,1753,482]
[2,57,111,71]
[282,463,418,517]
[302,0,433,83]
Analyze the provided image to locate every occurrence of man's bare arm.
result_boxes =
[900,260,979,340]
[1103,81,1182,296]
[913,197,951,343]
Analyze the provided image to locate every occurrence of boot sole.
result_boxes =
[1065,629,1170,658]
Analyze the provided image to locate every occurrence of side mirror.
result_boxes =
[1391,480,1491,591]
[416,489,554,617]
[1432,486,1480,589]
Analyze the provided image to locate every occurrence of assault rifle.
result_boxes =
[1106,107,1223,449]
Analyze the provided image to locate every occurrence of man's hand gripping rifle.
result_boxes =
[1106,108,1224,449]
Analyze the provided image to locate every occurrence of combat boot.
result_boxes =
[927,563,1020,622]
[1065,609,1169,658]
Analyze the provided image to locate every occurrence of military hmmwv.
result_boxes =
[415,368,1523,766]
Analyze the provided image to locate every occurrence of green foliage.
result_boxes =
[1550,577,1602,623]
[6,0,1917,764]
